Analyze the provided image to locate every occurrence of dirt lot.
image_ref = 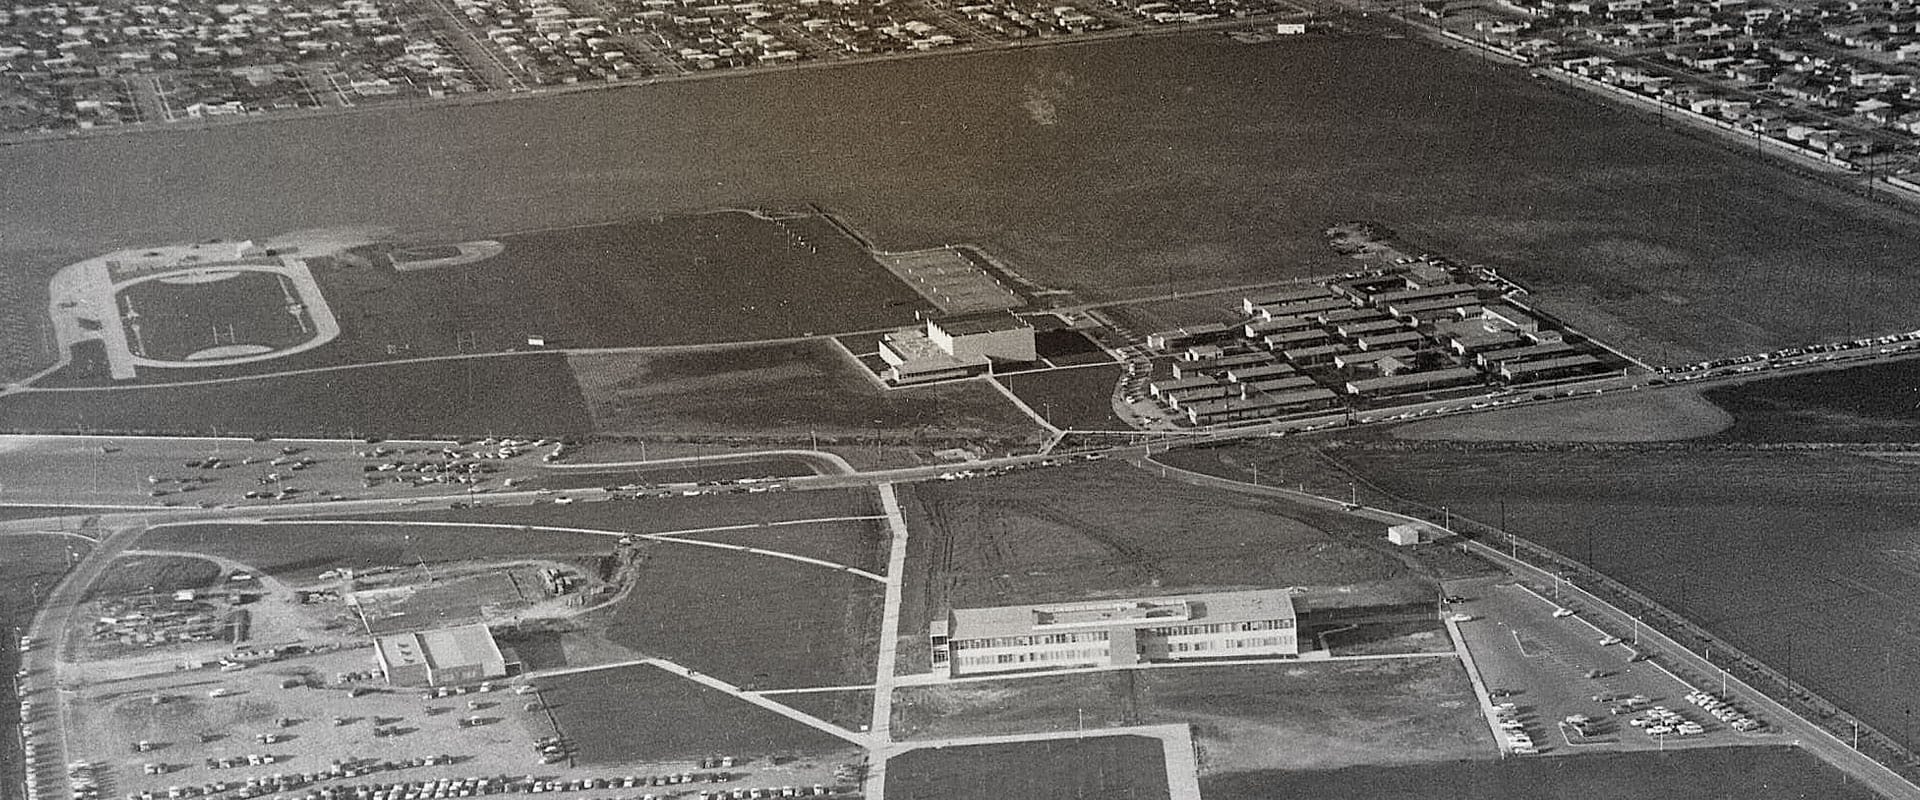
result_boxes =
[893,658,1489,771]
[886,735,1170,800]
[82,554,222,601]
[567,340,1047,448]
[892,462,1412,674]
[1390,388,1732,443]
[1199,745,1875,800]
[537,663,860,767]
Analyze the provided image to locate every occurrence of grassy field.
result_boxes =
[11,34,1920,378]
[673,518,890,575]
[995,366,1128,431]
[393,486,878,535]
[0,353,594,438]
[535,663,859,766]
[892,658,1487,771]
[763,688,873,735]
[892,462,1412,673]
[1199,745,1874,800]
[1318,444,1920,754]
[81,554,222,600]
[567,341,1048,447]
[1704,359,1920,443]
[120,271,313,361]
[134,522,616,582]
[592,540,882,690]
[1,536,90,798]
[886,735,1170,800]
[1390,387,1732,442]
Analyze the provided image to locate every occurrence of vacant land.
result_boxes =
[673,518,889,575]
[593,541,882,691]
[1320,444,1920,752]
[1391,388,1732,442]
[395,487,878,535]
[81,554,222,600]
[10,33,1920,378]
[1200,745,1873,800]
[537,663,858,766]
[764,689,873,735]
[1705,359,1920,443]
[0,354,593,438]
[567,341,1047,446]
[135,522,615,582]
[886,735,1170,800]
[995,366,1128,431]
[893,658,1486,771]
[531,458,820,490]
[892,463,1413,674]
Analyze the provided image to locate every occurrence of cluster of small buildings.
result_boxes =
[88,590,242,651]
[940,0,1108,38]
[1427,0,1920,169]
[931,589,1298,677]
[1110,0,1299,25]
[1143,266,1610,426]
[0,0,479,133]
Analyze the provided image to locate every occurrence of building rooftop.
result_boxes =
[931,312,1034,336]
[376,623,503,671]
[951,590,1297,641]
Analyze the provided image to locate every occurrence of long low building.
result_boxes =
[1243,285,1335,315]
[374,624,510,687]
[1343,366,1483,396]
[1498,353,1604,382]
[1335,347,1417,371]
[1252,296,1352,319]
[940,590,1299,677]
[1355,330,1427,351]
[1281,343,1349,366]
[1187,387,1339,425]
[1147,323,1239,350]
[1367,283,1484,309]
[1225,363,1296,383]
[1244,315,1316,338]
[1172,352,1274,379]
[1262,329,1331,350]
[1474,341,1578,369]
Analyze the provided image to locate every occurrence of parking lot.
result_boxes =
[46,648,853,800]
[1447,576,1787,756]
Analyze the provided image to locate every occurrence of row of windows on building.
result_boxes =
[954,647,1110,667]
[1147,619,1294,637]
[951,631,1111,651]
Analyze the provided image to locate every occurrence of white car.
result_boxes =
[1449,613,1476,623]
[1551,608,1575,618]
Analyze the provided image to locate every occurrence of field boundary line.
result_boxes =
[864,483,912,800]
[239,518,886,581]
[752,684,877,695]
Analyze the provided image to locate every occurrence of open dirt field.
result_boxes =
[1199,745,1875,800]
[81,554,222,600]
[1318,444,1920,757]
[1390,388,1733,442]
[886,735,1171,800]
[892,462,1412,673]
[536,663,859,766]
[893,658,1487,772]
[0,353,594,438]
[590,540,882,690]
[567,341,1048,447]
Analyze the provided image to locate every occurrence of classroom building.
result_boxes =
[937,590,1298,677]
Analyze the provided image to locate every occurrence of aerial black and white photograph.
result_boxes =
[3,0,1920,797]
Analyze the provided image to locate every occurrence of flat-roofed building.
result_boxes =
[1367,283,1484,309]
[374,624,509,687]
[1445,329,1525,355]
[1355,330,1428,351]
[1481,303,1541,332]
[1498,354,1604,382]
[1164,384,1237,407]
[1317,308,1390,325]
[880,329,990,385]
[1281,343,1349,366]
[927,312,1037,363]
[1148,375,1219,398]
[944,590,1298,677]
[1404,305,1485,327]
[1262,329,1331,350]
[1238,375,1320,396]
[1344,366,1482,396]
[1225,363,1296,383]
[1187,387,1340,424]
[1242,285,1334,315]
[1252,296,1353,319]
[1172,352,1274,380]
[1334,319,1407,340]
[1474,342,1578,369]
[1147,323,1238,351]
[1244,315,1317,338]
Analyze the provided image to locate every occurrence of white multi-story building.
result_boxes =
[936,590,1297,677]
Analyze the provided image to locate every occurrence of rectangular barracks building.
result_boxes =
[374,623,510,687]
[940,590,1298,677]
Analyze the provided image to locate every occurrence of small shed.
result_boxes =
[1387,523,1431,546]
